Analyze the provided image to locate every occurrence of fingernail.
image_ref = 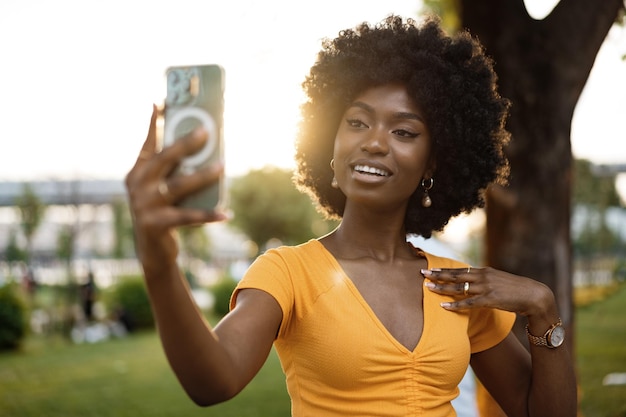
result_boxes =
[421,269,432,276]
[214,212,230,222]
[440,302,452,309]
[424,281,435,289]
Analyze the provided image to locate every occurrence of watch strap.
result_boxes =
[525,319,563,348]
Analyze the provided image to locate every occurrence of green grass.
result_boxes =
[1,284,625,417]
[0,331,290,417]
[576,282,626,417]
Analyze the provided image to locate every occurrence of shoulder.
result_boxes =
[234,239,340,331]
[253,239,326,268]
[422,251,468,269]
[241,239,334,293]
[409,244,468,269]
[407,236,469,269]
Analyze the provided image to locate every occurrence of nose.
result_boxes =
[360,128,389,155]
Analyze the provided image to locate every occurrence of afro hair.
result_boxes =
[294,15,510,238]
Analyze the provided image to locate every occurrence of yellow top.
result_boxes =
[231,239,515,417]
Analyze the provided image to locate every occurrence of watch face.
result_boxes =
[550,325,565,347]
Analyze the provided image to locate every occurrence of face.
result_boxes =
[332,84,433,211]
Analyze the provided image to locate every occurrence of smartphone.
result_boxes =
[161,64,225,211]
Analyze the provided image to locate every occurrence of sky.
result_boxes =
[1,0,625,185]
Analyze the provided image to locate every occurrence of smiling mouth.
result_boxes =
[353,164,391,177]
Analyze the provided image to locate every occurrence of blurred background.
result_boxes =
[1,1,625,416]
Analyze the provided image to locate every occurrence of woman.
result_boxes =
[125,15,576,417]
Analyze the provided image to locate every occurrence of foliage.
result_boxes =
[229,166,337,252]
[106,276,154,331]
[4,228,26,263]
[572,159,625,258]
[573,159,621,208]
[422,0,461,33]
[0,284,28,351]
[179,225,211,262]
[14,183,46,262]
[574,214,623,258]
[55,224,76,268]
[574,281,621,307]
[210,276,238,317]
[111,198,134,258]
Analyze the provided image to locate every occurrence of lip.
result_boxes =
[350,159,393,183]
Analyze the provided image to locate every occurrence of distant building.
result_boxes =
[0,179,249,285]
[0,179,126,207]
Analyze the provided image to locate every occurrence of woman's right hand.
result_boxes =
[124,107,282,406]
[125,105,226,273]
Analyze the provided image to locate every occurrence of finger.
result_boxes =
[183,209,229,225]
[421,267,474,283]
[424,280,475,296]
[164,162,224,204]
[141,206,229,231]
[440,296,483,311]
[155,127,210,179]
[129,105,159,174]
[142,103,160,153]
[133,125,210,187]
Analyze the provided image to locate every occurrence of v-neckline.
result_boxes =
[313,239,432,354]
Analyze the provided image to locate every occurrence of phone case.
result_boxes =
[162,64,225,211]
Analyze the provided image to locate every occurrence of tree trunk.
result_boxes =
[460,0,624,348]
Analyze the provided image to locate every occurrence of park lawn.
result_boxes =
[576,282,626,417]
[0,331,291,417]
[0,283,624,417]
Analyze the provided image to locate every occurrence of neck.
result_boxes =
[324,205,413,262]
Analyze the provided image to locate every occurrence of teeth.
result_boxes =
[354,165,390,177]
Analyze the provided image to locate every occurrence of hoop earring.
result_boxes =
[421,177,434,207]
[330,159,335,170]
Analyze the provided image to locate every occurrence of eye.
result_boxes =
[346,118,369,129]
[393,129,419,139]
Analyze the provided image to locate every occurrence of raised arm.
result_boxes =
[125,107,281,405]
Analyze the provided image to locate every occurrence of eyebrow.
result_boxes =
[350,101,425,122]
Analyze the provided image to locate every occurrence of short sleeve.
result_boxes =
[468,308,516,353]
[229,248,295,332]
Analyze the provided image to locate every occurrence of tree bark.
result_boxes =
[459,0,624,349]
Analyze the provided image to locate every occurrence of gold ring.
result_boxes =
[158,182,171,202]
[463,281,470,296]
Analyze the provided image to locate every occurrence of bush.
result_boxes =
[107,276,154,331]
[211,277,238,317]
[0,284,28,351]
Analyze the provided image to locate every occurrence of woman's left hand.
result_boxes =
[421,267,554,318]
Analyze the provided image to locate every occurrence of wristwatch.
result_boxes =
[525,319,565,348]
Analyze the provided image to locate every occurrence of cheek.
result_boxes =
[399,145,432,174]
[332,133,352,168]
[331,138,346,182]
[406,176,423,198]
[332,134,341,157]
[398,152,432,193]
